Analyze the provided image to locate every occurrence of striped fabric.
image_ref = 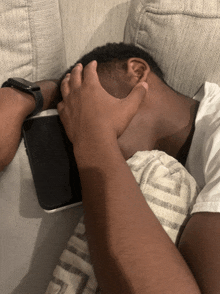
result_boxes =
[46,150,198,294]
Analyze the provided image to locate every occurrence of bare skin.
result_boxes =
[1,59,219,293]
[57,61,201,293]
[0,80,59,170]
[97,58,199,162]
[58,61,220,293]
[0,60,198,171]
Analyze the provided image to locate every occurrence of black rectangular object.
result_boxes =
[22,115,82,212]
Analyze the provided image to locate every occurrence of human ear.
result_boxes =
[127,58,150,82]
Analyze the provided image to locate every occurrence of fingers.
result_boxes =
[61,74,71,98]
[57,101,64,115]
[61,61,99,99]
[126,82,148,104]
[69,63,83,89]
[61,63,83,99]
[83,60,100,85]
[121,82,148,118]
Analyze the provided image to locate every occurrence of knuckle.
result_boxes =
[61,81,68,93]
[57,103,63,113]
[61,78,67,88]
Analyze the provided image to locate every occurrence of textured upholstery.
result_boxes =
[0,0,66,85]
[124,0,220,97]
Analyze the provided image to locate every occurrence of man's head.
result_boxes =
[59,42,164,99]
[58,42,199,161]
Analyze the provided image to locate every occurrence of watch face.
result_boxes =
[8,78,40,91]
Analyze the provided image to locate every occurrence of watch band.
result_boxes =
[26,90,44,119]
[1,78,44,119]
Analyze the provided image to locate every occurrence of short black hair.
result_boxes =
[59,42,164,83]
[55,43,164,104]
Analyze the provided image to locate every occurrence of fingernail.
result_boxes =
[65,73,71,80]
[141,82,148,90]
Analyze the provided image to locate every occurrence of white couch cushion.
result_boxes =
[124,0,220,98]
[0,0,66,85]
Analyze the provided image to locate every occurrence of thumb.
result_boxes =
[57,101,65,115]
[121,81,148,117]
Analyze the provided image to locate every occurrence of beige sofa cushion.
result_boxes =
[59,0,130,68]
[124,0,220,98]
[0,0,66,85]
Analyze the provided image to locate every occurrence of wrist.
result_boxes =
[73,134,120,167]
[36,79,60,110]
[0,87,35,120]
[5,79,59,119]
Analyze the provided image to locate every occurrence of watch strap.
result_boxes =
[1,78,44,119]
[26,89,44,119]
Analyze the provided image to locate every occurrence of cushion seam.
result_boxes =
[142,7,220,18]
[133,4,147,45]
[26,0,35,81]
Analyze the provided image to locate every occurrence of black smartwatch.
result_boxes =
[1,77,44,119]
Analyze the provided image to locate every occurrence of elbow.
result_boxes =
[0,150,14,172]
[0,162,7,172]
[0,158,9,172]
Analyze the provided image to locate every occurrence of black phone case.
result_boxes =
[22,115,82,211]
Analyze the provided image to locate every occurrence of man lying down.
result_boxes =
[57,42,200,244]
[2,43,220,293]
[44,42,202,294]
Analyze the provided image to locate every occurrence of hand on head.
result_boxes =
[57,61,148,146]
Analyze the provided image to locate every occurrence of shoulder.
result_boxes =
[185,82,220,212]
[186,82,220,194]
[178,212,220,293]
[194,82,220,125]
[181,85,220,293]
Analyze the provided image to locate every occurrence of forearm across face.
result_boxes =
[73,136,201,294]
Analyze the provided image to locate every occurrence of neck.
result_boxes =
[118,112,158,160]
[118,83,200,163]
[154,88,199,156]
[155,99,199,161]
